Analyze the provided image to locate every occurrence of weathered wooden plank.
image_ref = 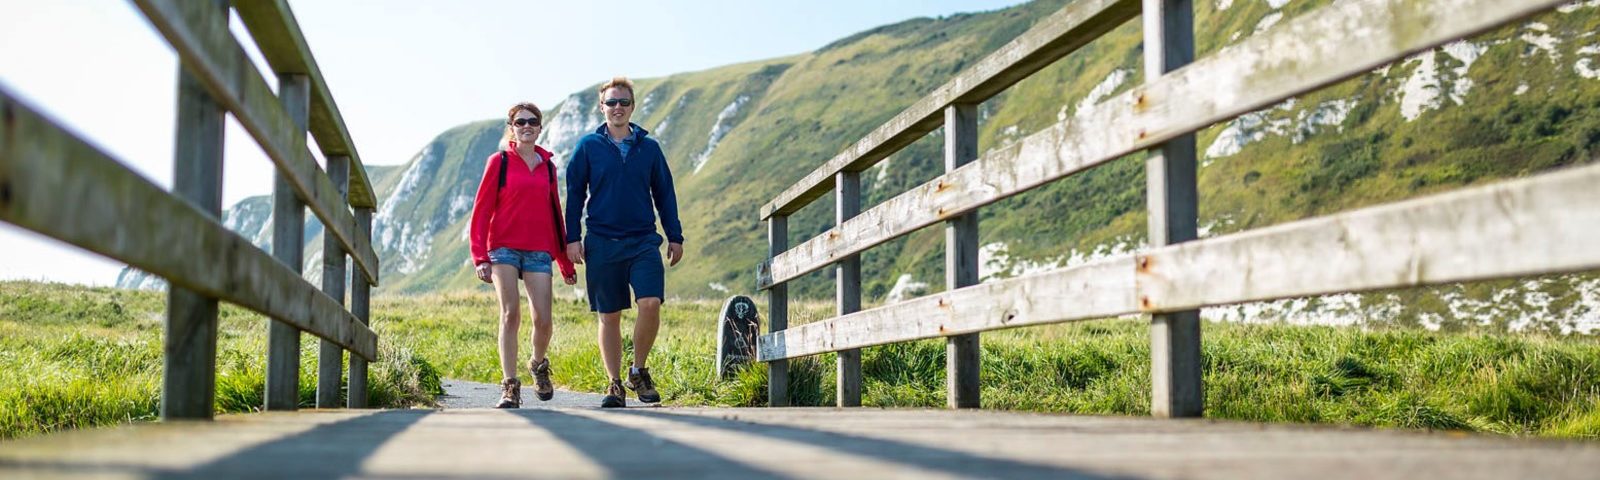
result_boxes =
[757,0,1568,291]
[316,155,349,409]
[230,0,377,209]
[766,216,790,407]
[1138,162,1600,313]
[130,0,380,285]
[348,207,374,409]
[757,162,1600,360]
[0,88,378,360]
[836,172,862,408]
[759,0,1140,219]
[266,73,310,412]
[163,35,227,421]
[4,408,1600,479]
[758,257,1138,362]
[1143,0,1203,420]
[945,103,981,410]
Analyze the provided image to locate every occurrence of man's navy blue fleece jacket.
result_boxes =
[564,123,684,245]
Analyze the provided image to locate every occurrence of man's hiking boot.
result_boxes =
[528,357,554,401]
[626,367,661,404]
[600,379,626,408]
[496,377,521,409]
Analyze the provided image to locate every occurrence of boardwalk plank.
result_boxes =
[2,408,1597,479]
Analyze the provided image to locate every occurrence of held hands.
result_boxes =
[562,273,578,285]
[474,262,492,283]
[667,242,684,267]
[566,242,585,265]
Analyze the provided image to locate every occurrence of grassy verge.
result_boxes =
[0,281,440,440]
[4,281,1598,440]
[378,289,1600,438]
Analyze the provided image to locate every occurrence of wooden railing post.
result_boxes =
[1143,0,1203,418]
[836,171,863,407]
[161,0,228,421]
[945,103,981,409]
[316,155,349,408]
[266,73,311,411]
[767,216,790,407]
[348,206,374,408]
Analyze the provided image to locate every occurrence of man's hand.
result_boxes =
[474,263,492,283]
[666,242,684,267]
[566,242,585,265]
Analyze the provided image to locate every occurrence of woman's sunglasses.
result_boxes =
[510,118,542,127]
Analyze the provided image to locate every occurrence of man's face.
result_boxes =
[600,86,634,128]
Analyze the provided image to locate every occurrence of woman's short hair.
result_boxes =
[506,102,542,124]
[597,76,635,102]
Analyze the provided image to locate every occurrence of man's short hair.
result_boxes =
[598,76,635,102]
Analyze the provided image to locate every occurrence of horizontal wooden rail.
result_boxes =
[232,0,377,209]
[759,0,1140,219]
[0,90,378,360]
[757,0,1566,290]
[132,0,380,286]
[759,161,1600,361]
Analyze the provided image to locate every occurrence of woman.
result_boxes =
[469,102,578,408]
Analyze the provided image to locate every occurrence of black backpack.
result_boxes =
[496,150,568,254]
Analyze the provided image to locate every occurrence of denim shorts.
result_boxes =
[487,247,553,275]
[583,233,665,313]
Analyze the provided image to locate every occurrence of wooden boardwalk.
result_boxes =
[3,406,1597,479]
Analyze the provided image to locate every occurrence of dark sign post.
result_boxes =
[716,295,761,378]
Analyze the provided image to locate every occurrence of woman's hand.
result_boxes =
[562,273,578,285]
[475,263,492,283]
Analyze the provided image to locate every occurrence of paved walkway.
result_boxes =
[2,392,1598,478]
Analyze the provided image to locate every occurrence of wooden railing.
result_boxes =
[755,0,1593,415]
[0,0,380,419]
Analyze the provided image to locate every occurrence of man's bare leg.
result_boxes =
[598,311,623,380]
[633,297,662,369]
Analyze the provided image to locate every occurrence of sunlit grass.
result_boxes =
[5,280,1598,440]
[0,281,439,440]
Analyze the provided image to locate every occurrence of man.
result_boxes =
[565,76,684,408]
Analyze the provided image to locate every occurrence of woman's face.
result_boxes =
[509,109,541,144]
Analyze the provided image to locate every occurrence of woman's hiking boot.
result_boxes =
[496,377,521,409]
[529,357,554,401]
[625,367,661,403]
[600,379,626,408]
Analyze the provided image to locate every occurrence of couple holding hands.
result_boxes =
[467,77,683,409]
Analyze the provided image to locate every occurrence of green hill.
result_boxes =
[134,0,1600,332]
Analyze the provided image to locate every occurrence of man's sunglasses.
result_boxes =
[510,118,542,127]
[603,98,633,107]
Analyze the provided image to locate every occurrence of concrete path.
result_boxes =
[2,405,1598,479]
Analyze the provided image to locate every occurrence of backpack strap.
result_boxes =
[496,151,509,192]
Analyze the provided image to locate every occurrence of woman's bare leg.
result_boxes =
[491,265,522,380]
[522,272,554,363]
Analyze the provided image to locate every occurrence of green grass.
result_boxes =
[0,281,440,440]
[374,287,1600,438]
[5,280,1598,441]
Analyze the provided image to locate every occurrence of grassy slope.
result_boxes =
[0,282,440,440]
[6,280,1598,439]
[365,1,1600,310]
[364,288,1600,438]
[675,0,1600,303]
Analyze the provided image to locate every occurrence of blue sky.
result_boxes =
[0,0,1027,285]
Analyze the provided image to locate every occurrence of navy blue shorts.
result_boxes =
[584,233,665,313]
